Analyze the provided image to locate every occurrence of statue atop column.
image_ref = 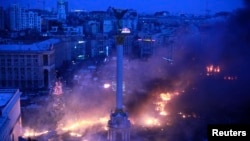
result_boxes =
[112,8,128,33]
[112,8,129,45]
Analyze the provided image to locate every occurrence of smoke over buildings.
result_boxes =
[20,1,250,140]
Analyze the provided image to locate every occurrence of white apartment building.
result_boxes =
[9,4,41,32]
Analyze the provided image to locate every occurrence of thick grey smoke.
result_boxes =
[21,1,250,140]
[122,1,250,140]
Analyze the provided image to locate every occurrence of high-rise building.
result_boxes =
[9,4,24,31]
[0,89,22,141]
[57,0,68,22]
[8,4,41,32]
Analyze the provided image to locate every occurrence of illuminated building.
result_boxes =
[86,34,113,58]
[72,39,86,62]
[0,89,22,141]
[0,39,60,90]
[137,34,156,58]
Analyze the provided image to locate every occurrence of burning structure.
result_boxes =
[53,81,63,96]
[51,81,65,120]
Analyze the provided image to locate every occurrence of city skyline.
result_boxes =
[0,0,245,14]
[1,0,250,140]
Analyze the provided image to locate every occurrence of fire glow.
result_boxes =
[53,81,63,95]
[23,128,49,138]
[137,91,181,127]
[21,89,186,139]
[145,117,161,126]
[206,65,220,76]
[69,132,82,137]
[155,92,177,116]
[57,116,109,134]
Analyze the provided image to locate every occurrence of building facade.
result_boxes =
[123,35,134,57]
[22,10,41,32]
[0,7,4,30]
[121,9,138,32]
[8,4,41,32]
[137,33,156,58]
[103,18,116,33]
[72,39,86,62]
[0,89,22,141]
[0,39,60,90]
[57,0,68,22]
[86,34,113,58]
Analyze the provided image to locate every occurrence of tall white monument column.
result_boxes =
[107,9,131,140]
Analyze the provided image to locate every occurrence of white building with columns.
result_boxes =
[0,39,60,90]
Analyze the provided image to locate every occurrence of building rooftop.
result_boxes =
[0,89,17,109]
[0,89,15,130]
[0,38,60,52]
[0,89,19,134]
[0,89,19,109]
[0,93,13,107]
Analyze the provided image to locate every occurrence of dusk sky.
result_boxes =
[0,0,245,14]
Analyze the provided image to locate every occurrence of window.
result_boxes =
[7,59,11,66]
[0,59,5,65]
[1,80,6,87]
[43,55,48,66]
[14,59,18,66]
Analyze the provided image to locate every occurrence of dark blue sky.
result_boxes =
[0,0,244,14]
